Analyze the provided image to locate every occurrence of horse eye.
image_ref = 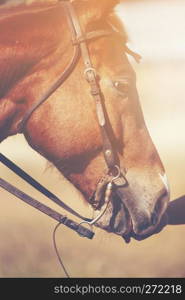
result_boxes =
[113,80,129,96]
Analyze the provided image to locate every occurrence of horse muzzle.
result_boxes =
[116,184,169,242]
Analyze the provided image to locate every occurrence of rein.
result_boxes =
[0,175,94,240]
[0,153,91,223]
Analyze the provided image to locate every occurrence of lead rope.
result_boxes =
[53,223,70,278]
[52,207,95,278]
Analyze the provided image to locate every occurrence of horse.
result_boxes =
[0,0,170,242]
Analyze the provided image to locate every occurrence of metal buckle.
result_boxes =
[72,35,87,46]
[84,67,97,82]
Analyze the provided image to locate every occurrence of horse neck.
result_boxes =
[0,3,72,140]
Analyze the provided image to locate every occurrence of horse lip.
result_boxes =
[109,192,134,238]
[130,212,168,241]
[122,217,133,243]
[123,218,156,241]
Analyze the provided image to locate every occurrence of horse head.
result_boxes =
[0,0,170,241]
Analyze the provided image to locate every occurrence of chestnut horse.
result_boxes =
[0,0,170,241]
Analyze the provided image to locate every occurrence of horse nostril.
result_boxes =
[133,211,160,235]
[151,211,158,226]
[154,187,169,218]
[134,217,151,234]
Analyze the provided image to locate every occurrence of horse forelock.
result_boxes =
[72,0,127,44]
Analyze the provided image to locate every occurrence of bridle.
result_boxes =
[17,0,119,170]
[0,0,139,240]
[15,0,127,226]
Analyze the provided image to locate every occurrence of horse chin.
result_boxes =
[95,194,133,239]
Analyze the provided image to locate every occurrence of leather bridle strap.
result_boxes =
[63,0,117,170]
[17,37,81,132]
[17,3,113,138]
[72,30,112,45]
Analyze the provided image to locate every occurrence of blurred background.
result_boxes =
[0,0,185,277]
